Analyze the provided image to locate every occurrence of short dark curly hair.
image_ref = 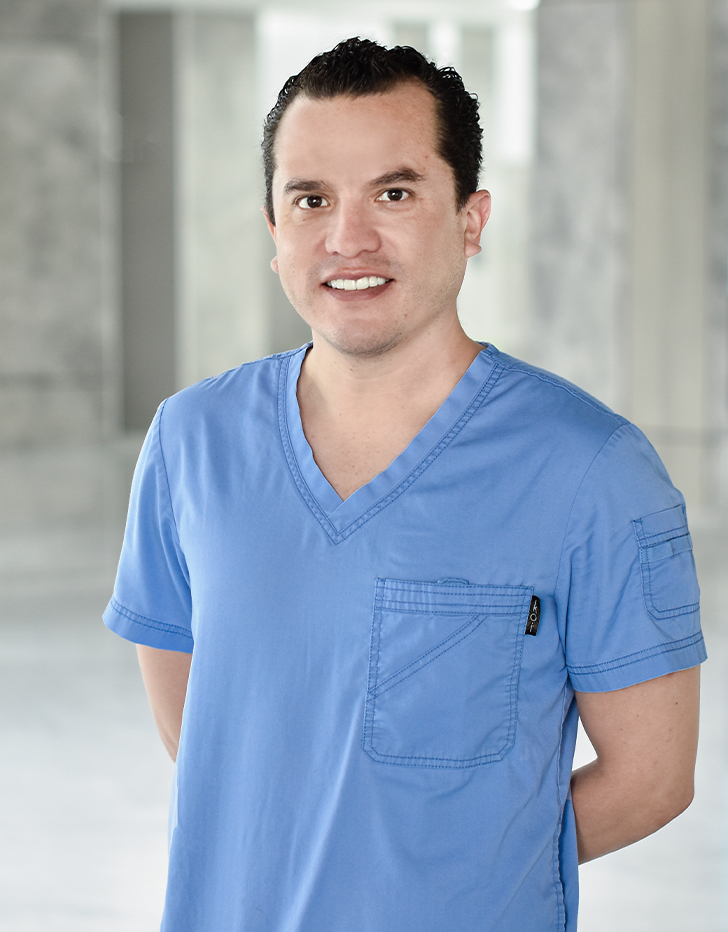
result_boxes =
[262,37,482,224]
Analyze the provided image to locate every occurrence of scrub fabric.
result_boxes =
[104,344,705,932]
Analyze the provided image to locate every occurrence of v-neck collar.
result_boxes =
[278,344,502,543]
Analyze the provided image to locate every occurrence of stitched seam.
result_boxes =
[365,592,528,766]
[155,400,186,565]
[365,753,507,768]
[383,581,526,593]
[281,358,504,544]
[362,584,382,753]
[553,423,631,616]
[487,349,625,423]
[380,585,530,608]
[368,716,518,764]
[338,364,504,540]
[381,585,529,606]
[632,505,687,543]
[383,588,525,596]
[198,346,303,383]
[378,605,527,616]
[371,614,482,695]
[370,751,508,765]
[640,556,700,618]
[635,527,690,544]
[569,632,704,676]
[277,354,340,542]
[637,529,690,544]
[637,534,692,552]
[365,586,386,754]
[552,686,570,932]
[282,358,504,544]
[328,363,504,543]
[109,597,194,640]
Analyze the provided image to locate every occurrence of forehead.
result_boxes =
[272,82,445,186]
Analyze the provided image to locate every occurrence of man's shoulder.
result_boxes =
[485,347,675,501]
[160,346,304,425]
[485,346,629,437]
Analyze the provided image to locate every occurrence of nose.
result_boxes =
[324,200,381,257]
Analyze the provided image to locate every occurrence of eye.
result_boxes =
[377,188,410,203]
[297,194,329,209]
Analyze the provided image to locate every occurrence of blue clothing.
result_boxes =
[104,344,705,932]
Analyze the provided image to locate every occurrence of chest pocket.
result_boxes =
[363,578,532,769]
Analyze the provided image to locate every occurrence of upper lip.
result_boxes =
[322,271,392,283]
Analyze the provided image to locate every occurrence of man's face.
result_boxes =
[266,82,489,359]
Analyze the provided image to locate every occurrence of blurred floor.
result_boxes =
[0,441,726,932]
[0,439,172,932]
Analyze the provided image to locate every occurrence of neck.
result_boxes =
[295,319,483,501]
[300,321,482,417]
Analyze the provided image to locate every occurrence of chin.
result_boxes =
[322,328,405,359]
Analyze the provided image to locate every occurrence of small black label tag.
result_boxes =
[525,595,541,636]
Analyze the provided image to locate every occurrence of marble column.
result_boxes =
[531,0,632,412]
[118,11,176,431]
[706,1,728,507]
[176,11,271,385]
[0,0,114,446]
[119,10,272,429]
[458,12,535,361]
[533,0,728,508]
[629,0,728,508]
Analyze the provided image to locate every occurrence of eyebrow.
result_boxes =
[282,179,327,196]
[281,168,427,197]
[370,168,426,187]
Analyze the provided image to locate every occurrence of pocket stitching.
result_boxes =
[370,613,482,697]
[367,612,522,765]
[364,581,529,768]
[632,512,700,620]
[640,553,699,619]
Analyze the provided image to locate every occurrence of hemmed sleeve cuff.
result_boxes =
[568,631,706,693]
[103,597,194,653]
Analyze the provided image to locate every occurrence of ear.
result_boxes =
[262,207,279,274]
[462,190,491,259]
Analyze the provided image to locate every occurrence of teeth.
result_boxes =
[326,276,388,291]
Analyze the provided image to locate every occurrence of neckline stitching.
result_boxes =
[279,354,504,545]
[277,355,340,540]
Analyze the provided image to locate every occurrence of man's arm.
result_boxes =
[571,665,700,863]
[137,645,192,762]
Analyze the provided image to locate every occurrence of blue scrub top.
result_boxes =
[104,345,705,932]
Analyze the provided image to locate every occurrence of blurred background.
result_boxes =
[0,0,727,929]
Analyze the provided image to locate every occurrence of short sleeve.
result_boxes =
[557,423,705,692]
[103,402,194,652]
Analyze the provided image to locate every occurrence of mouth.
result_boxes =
[324,275,392,291]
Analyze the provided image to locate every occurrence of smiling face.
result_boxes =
[266,82,490,360]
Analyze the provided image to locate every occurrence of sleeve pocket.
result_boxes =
[632,505,700,619]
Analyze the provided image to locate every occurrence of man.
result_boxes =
[104,38,705,932]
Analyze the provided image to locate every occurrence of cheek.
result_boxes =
[412,225,461,271]
[272,238,297,279]
[417,226,467,293]
[274,249,316,309]
[276,231,317,275]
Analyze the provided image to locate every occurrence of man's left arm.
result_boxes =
[571,666,700,864]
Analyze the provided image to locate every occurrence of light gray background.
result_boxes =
[1,1,726,929]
